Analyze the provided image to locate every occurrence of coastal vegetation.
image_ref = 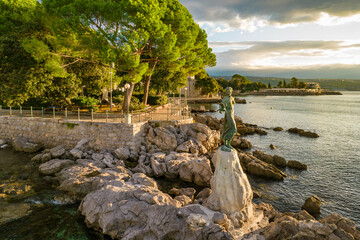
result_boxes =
[213,76,360,91]
[0,0,216,111]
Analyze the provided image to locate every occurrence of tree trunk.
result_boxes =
[143,75,151,105]
[142,60,158,105]
[122,82,135,114]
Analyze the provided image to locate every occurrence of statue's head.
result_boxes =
[225,87,233,96]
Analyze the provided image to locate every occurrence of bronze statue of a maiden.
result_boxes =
[219,87,237,152]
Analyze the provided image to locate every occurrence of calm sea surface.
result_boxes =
[204,91,360,227]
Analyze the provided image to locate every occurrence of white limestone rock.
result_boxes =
[12,137,42,153]
[49,145,66,158]
[115,147,131,160]
[70,148,83,159]
[39,159,74,175]
[205,149,253,219]
[149,127,178,151]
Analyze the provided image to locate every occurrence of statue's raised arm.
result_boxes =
[219,87,237,152]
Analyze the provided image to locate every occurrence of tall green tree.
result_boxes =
[290,77,299,88]
[230,74,250,90]
[0,0,110,106]
[216,78,230,91]
[195,74,220,96]
[298,81,307,88]
[43,0,169,111]
[283,80,287,88]
[141,0,216,105]
[277,81,283,88]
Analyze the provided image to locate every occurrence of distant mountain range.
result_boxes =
[211,76,360,91]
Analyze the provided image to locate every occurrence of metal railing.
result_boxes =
[0,104,191,124]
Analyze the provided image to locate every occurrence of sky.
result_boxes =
[180,0,360,79]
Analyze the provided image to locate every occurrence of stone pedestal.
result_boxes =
[205,148,253,226]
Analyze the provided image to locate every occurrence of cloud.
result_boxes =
[206,40,360,78]
[180,0,360,31]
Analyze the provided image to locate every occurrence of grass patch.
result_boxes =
[64,123,79,129]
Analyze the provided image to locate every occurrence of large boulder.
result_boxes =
[178,155,213,187]
[148,127,178,151]
[287,160,308,170]
[232,136,252,150]
[192,114,221,131]
[56,161,131,200]
[288,128,320,138]
[39,159,74,175]
[302,195,321,217]
[115,147,131,160]
[299,131,320,138]
[79,178,233,240]
[12,137,42,153]
[244,209,360,240]
[150,152,167,177]
[169,188,196,199]
[239,153,287,181]
[253,150,287,167]
[135,152,213,187]
[49,145,66,158]
[320,214,360,240]
[205,149,253,225]
[176,140,196,153]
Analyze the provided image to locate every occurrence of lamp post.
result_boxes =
[124,83,131,124]
[184,87,188,106]
[110,62,114,113]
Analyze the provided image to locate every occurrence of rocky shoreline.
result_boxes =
[0,115,359,239]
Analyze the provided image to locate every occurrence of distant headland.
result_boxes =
[212,75,360,91]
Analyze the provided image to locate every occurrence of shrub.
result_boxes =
[72,96,99,111]
[112,95,124,104]
[129,97,145,111]
[148,95,167,106]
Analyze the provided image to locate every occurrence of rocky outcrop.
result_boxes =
[79,174,234,240]
[232,136,252,150]
[115,147,131,160]
[320,214,360,240]
[299,131,320,138]
[239,153,287,180]
[273,127,283,131]
[302,195,321,217]
[134,152,213,187]
[205,149,253,226]
[269,144,277,150]
[169,187,196,200]
[244,210,360,240]
[49,145,66,158]
[39,159,74,175]
[288,127,320,138]
[145,123,220,154]
[192,114,268,137]
[12,137,42,153]
[287,160,308,170]
[253,150,287,167]
[243,203,360,240]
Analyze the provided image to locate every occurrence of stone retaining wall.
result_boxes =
[0,117,193,151]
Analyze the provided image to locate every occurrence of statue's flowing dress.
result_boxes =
[220,96,236,142]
